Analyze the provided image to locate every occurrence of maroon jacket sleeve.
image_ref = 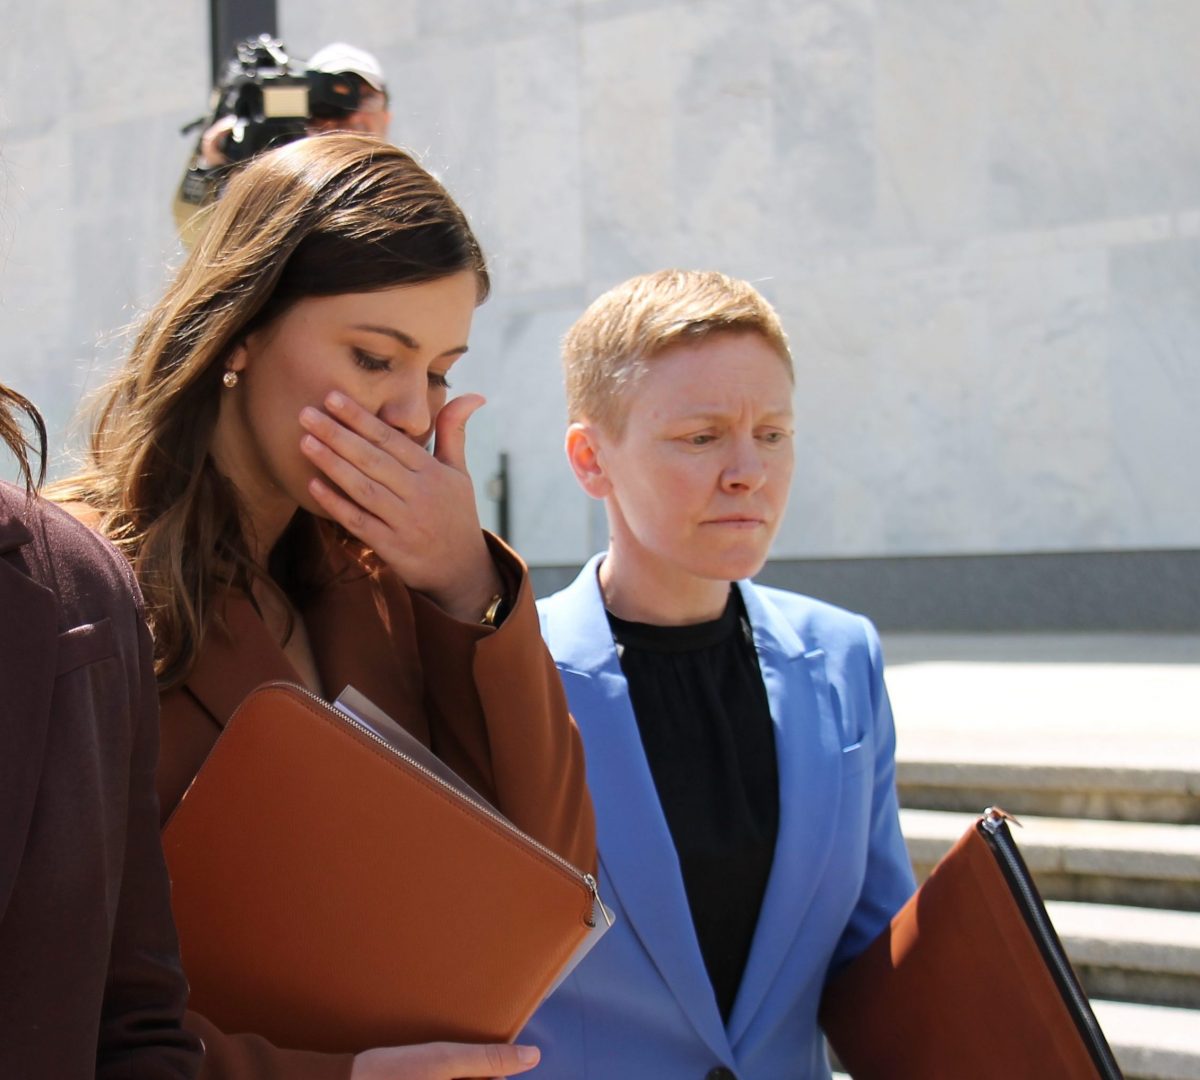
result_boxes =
[93,543,203,1076]
[183,1012,353,1080]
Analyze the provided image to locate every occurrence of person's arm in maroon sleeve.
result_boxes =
[96,575,203,1079]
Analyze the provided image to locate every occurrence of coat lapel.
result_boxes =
[183,590,297,726]
[726,582,844,1048]
[0,498,59,923]
[303,565,426,741]
[543,559,732,1063]
[184,549,422,738]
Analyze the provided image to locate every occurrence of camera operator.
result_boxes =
[173,39,391,240]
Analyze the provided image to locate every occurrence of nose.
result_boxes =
[720,436,768,494]
[376,375,433,442]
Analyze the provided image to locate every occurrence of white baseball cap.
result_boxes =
[307,43,386,93]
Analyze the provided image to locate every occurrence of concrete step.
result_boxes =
[1049,900,1200,1009]
[901,808,1200,910]
[886,644,1200,828]
[897,757,1200,824]
[829,1001,1200,1080]
[1093,999,1200,1080]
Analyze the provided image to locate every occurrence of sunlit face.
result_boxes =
[575,330,795,588]
[213,271,478,519]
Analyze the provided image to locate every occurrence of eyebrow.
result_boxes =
[675,407,794,421]
[351,324,469,359]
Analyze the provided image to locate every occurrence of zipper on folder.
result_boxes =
[281,682,602,925]
[978,808,1124,1080]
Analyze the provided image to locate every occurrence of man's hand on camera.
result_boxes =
[199,115,238,169]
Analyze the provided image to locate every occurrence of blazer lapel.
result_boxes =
[302,565,426,741]
[727,582,844,1048]
[183,590,297,726]
[0,504,59,923]
[182,540,420,731]
[544,559,732,1063]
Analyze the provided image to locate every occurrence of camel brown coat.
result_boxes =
[154,531,596,1080]
[0,483,201,1078]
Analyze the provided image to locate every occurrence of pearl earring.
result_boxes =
[222,370,239,389]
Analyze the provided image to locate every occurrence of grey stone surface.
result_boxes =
[0,0,203,473]
[1050,901,1200,978]
[901,809,1200,884]
[3,0,1199,586]
[751,548,1200,630]
[1092,999,1200,1080]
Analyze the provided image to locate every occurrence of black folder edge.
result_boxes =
[979,811,1123,1080]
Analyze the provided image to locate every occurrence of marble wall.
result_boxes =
[0,0,208,457]
[3,1,1197,568]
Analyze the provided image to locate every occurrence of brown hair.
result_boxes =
[52,134,488,687]
[0,384,47,492]
[563,269,792,436]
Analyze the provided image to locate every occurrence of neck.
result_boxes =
[598,543,732,626]
[210,415,297,571]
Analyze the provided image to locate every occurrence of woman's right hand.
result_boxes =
[351,1041,540,1079]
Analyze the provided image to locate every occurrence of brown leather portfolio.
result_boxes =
[162,680,610,1054]
[820,809,1122,1080]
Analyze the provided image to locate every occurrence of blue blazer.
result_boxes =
[522,556,915,1079]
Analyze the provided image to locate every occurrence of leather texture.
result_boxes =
[151,528,595,1080]
[821,815,1117,1079]
[163,681,599,1054]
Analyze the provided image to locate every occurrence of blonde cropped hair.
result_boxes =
[563,269,792,436]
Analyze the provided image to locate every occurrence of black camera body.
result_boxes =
[215,36,309,162]
[211,35,365,163]
[177,35,365,208]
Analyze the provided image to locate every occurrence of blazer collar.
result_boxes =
[182,590,297,726]
[183,547,420,732]
[0,487,34,554]
[725,582,846,1048]
[543,561,848,1056]
[543,558,733,1062]
[540,554,617,676]
[0,488,59,922]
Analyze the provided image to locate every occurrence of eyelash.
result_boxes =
[684,430,789,446]
[353,349,390,373]
[353,350,451,390]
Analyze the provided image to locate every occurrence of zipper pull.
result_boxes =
[981,805,1023,834]
[584,873,613,929]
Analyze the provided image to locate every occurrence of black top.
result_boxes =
[608,588,780,1023]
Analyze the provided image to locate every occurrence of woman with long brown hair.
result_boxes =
[54,134,595,1080]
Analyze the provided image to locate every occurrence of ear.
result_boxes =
[565,422,612,500]
[226,338,250,374]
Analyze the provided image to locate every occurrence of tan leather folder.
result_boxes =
[162,680,610,1054]
[820,808,1122,1080]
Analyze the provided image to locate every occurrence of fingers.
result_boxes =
[306,475,389,552]
[433,393,485,473]
[301,394,427,473]
[299,397,423,527]
[352,1041,541,1080]
[437,1041,540,1077]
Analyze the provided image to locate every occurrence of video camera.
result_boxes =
[177,35,367,206]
